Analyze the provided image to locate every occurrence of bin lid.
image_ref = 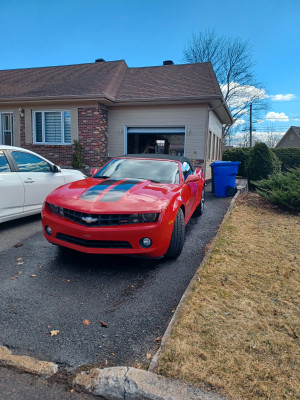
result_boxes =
[211,161,241,167]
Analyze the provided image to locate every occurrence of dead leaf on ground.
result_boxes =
[30,274,37,277]
[105,359,108,365]
[50,330,59,336]
[17,262,25,265]
[155,337,162,343]
[83,319,90,326]
[146,352,152,359]
[14,243,23,248]
[100,320,109,328]
[17,257,22,261]
[67,280,71,283]
[11,275,19,280]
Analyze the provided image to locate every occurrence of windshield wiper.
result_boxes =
[94,175,110,179]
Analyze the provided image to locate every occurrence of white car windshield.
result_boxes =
[94,158,180,184]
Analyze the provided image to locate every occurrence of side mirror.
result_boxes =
[90,168,100,176]
[185,174,199,184]
[52,165,61,173]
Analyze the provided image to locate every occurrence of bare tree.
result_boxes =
[183,30,269,144]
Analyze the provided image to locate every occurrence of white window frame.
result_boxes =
[33,110,71,145]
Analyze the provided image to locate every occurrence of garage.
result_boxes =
[126,127,185,156]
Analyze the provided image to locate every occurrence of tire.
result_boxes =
[165,208,185,259]
[193,188,205,217]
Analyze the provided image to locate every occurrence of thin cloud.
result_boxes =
[265,112,289,122]
[269,94,296,101]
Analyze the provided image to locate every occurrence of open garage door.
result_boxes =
[126,127,185,156]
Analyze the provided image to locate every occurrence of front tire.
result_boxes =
[165,208,185,259]
[193,188,205,217]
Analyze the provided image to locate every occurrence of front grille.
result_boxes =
[56,233,132,249]
[62,208,132,227]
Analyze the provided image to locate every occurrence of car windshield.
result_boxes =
[94,158,180,184]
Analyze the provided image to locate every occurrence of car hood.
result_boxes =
[46,178,177,213]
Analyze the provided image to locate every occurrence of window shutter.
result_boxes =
[64,111,71,143]
[35,112,43,142]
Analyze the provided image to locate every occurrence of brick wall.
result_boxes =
[20,105,108,168]
[78,106,108,168]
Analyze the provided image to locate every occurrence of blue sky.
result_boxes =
[1,0,299,142]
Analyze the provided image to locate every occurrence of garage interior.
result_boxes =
[126,127,185,156]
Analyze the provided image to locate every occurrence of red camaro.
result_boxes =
[41,155,205,258]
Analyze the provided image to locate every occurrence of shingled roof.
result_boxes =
[0,59,232,122]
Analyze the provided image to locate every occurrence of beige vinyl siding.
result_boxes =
[206,111,223,179]
[108,104,208,160]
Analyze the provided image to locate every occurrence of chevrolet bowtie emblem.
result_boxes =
[81,216,98,224]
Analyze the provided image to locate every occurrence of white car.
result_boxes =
[0,145,86,223]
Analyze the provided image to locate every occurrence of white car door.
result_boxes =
[0,150,25,222]
[10,150,65,213]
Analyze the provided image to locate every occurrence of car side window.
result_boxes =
[0,151,11,173]
[182,162,192,181]
[11,151,51,172]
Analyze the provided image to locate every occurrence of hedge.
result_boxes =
[272,148,300,171]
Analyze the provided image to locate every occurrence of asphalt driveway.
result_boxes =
[0,186,231,371]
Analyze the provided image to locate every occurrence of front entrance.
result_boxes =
[126,127,185,156]
[0,113,14,145]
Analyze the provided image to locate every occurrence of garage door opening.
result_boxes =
[126,127,185,156]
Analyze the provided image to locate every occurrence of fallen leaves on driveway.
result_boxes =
[14,243,23,248]
[83,319,90,326]
[50,330,59,336]
[100,320,109,328]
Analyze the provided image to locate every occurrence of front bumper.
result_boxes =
[41,208,174,258]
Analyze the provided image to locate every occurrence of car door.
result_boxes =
[0,150,25,222]
[182,161,197,217]
[9,150,65,213]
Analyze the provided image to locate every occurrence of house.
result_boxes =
[0,59,232,178]
[275,126,300,148]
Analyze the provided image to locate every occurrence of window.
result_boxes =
[182,161,192,180]
[34,111,71,144]
[11,151,51,172]
[0,151,11,172]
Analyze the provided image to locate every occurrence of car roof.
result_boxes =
[0,145,24,151]
[118,154,192,164]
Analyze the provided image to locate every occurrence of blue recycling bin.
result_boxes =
[211,161,241,197]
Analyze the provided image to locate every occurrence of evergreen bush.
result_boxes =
[253,168,300,211]
[246,142,281,182]
[72,140,85,169]
[222,147,250,177]
[272,148,300,171]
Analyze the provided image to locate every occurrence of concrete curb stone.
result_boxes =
[0,345,58,377]
[73,367,224,400]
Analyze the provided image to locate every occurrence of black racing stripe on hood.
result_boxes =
[99,180,141,202]
[81,179,121,201]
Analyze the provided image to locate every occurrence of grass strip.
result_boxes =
[156,193,300,400]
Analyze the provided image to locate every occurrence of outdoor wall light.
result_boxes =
[18,108,24,117]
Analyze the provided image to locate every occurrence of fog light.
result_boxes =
[140,237,152,248]
[45,226,52,236]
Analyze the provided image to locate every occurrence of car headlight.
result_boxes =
[47,203,64,216]
[139,213,159,223]
[120,213,159,224]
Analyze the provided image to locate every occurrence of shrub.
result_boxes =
[272,148,300,171]
[246,143,281,182]
[223,148,250,177]
[72,140,85,169]
[253,168,300,211]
